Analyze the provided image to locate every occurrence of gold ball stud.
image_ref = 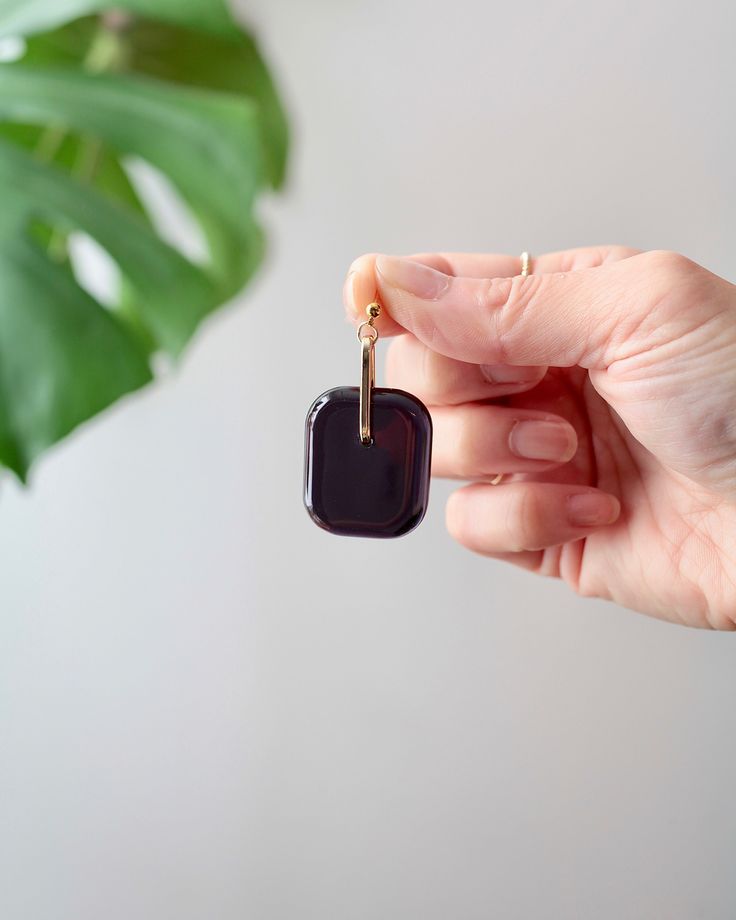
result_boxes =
[366,302,381,320]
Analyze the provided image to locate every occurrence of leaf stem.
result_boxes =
[34,123,67,162]
[84,12,131,74]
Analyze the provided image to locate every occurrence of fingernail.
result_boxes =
[567,492,620,527]
[376,255,450,300]
[480,364,540,385]
[509,420,577,462]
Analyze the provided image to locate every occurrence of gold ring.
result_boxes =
[490,473,504,485]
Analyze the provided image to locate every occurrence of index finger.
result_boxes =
[343,246,638,336]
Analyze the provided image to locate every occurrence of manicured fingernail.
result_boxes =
[567,492,620,527]
[509,420,576,462]
[376,255,450,300]
[480,364,540,385]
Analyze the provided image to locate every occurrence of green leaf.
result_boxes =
[0,233,152,479]
[0,138,222,354]
[0,6,288,479]
[120,19,288,188]
[0,63,264,294]
[18,14,289,189]
[0,0,239,40]
[0,121,150,218]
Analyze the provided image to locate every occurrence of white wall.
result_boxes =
[1,0,735,917]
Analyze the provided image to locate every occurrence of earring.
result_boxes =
[303,302,432,538]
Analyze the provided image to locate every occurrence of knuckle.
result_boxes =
[482,274,542,365]
[640,249,696,279]
[636,250,716,322]
[478,275,512,314]
[553,245,639,272]
[603,244,640,264]
[556,249,580,272]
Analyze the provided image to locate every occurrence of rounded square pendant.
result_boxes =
[304,386,432,538]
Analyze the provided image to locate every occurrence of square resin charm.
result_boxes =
[304,386,432,538]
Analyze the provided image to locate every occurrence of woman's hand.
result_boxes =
[343,247,736,629]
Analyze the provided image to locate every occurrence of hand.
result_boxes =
[343,247,736,629]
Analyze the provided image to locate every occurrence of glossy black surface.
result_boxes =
[304,387,432,538]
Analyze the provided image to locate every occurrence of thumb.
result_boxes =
[374,250,688,369]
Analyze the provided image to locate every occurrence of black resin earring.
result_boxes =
[304,302,432,538]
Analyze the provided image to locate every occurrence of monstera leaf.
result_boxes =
[0,0,288,479]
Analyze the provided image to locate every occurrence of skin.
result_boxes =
[343,246,736,629]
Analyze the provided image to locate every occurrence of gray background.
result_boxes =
[1,0,735,917]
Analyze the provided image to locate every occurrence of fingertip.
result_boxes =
[342,253,409,336]
[342,269,360,322]
[342,253,379,322]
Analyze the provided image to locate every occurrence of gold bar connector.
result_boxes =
[357,302,381,444]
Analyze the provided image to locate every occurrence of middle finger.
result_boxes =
[386,333,547,405]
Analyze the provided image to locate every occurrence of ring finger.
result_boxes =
[387,332,547,404]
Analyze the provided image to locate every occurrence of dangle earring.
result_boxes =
[303,302,432,538]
